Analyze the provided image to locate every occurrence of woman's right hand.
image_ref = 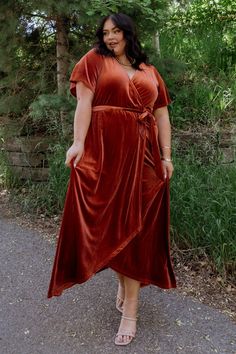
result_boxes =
[65,141,84,168]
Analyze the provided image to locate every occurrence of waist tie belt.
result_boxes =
[92,105,161,177]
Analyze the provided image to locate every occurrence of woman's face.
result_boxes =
[103,18,126,56]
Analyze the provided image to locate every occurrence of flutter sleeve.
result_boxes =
[152,67,172,110]
[69,49,102,97]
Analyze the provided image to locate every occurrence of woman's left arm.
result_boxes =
[154,106,174,180]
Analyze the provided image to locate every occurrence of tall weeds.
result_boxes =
[171,153,236,277]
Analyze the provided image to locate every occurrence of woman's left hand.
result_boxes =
[161,160,174,180]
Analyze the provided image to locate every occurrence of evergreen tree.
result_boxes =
[0,0,168,137]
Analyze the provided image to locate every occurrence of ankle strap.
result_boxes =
[123,298,138,302]
[122,315,137,321]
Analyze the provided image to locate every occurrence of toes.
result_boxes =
[124,335,132,343]
[124,335,128,343]
[117,335,123,343]
[115,333,133,345]
[122,335,131,343]
[117,335,126,344]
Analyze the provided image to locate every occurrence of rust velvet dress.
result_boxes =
[47,49,176,298]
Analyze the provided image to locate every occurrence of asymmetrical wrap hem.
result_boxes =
[47,48,177,299]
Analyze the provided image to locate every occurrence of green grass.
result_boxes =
[171,154,236,277]
[0,150,21,189]
[168,72,236,129]
[156,28,236,129]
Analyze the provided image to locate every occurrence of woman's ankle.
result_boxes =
[123,298,138,316]
[123,296,139,305]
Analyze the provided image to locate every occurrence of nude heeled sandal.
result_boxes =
[114,315,137,346]
[116,295,124,313]
[116,283,124,313]
[115,298,138,346]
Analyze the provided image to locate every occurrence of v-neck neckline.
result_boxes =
[113,57,137,82]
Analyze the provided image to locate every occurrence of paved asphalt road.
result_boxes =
[0,217,236,354]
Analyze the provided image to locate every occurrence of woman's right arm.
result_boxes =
[65,82,94,167]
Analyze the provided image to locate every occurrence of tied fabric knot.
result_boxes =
[138,108,152,121]
[136,108,154,139]
[137,109,162,178]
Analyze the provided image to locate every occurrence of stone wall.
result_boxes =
[173,124,235,165]
[0,116,56,182]
[3,136,53,181]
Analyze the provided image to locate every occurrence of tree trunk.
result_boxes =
[56,15,69,95]
[56,15,70,136]
[153,31,161,57]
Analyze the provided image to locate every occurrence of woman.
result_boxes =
[47,13,176,346]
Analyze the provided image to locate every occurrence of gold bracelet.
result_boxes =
[161,157,172,162]
[161,146,171,149]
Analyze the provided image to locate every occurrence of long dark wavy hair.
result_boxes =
[95,13,148,70]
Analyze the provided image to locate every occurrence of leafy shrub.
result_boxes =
[29,94,75,136]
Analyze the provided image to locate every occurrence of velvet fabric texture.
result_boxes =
[47,49,176,298]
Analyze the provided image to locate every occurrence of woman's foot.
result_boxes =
[115,298,138,346]
[116,282,125,313]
